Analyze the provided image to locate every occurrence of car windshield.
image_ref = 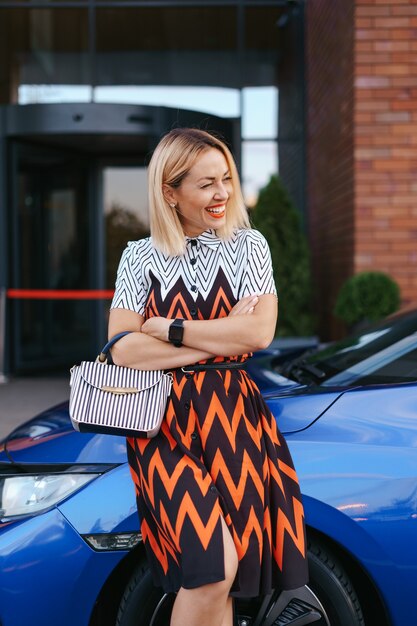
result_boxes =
[279,310,417,387]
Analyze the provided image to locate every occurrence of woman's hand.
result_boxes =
[141,316,171,342]
[228,295,259,316]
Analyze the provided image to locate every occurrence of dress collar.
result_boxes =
[186,229,221,250]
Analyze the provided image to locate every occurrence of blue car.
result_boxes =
[2,310,417,626]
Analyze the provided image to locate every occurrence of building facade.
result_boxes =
[0,1,305,374]
[307,0,417,339]
[2,0,416,376]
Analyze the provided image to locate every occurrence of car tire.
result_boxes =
[307,539,365,626]
[115,561,175,626]
[116,541,365,626]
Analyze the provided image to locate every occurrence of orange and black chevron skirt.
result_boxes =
[127,364,309,597]
[126,314,310,598]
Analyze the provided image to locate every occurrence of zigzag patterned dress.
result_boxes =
[111,228,308,597]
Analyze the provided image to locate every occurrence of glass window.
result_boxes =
[242,87,278,140]
[243,5,284,89]
[0,8,89,105]
[320,336,417,387]
[242,141,278,208]
[19,85,92,104]
[279,312,417,387]
[95,7,237,89]
[13,142,92,366]
[96,7,236,52]
[94,86,240,119]
[245,6,287,51]
[103,167,149,289]
[240,7,281,207]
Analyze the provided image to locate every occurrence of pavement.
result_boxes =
[0,376,70,441]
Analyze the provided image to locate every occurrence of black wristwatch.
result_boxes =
[168,318,185,347]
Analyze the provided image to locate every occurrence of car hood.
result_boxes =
[264,387,343,433]
[0,384,343,465]
[0,402,128,465]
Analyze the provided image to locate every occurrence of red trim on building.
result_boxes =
[7,289,115,300]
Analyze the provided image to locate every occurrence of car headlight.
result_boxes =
[0,473,98,520]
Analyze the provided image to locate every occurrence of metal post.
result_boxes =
[0,287,7,383]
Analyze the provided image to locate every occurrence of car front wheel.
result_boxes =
[116,540,365,626]
[307,539,365,626]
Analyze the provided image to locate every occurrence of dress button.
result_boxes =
[190,285,198,292]
[184,402,190,410]
[191,431,198,440]
[185,373,192,379]
[210,485,217,493]
[190,240,197,247]
[190,258,197,265]
[190,308,197,317]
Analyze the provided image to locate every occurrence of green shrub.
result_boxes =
[251,174,314,337]
[334,271,400,327]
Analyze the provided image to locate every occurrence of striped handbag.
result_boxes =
[69,332,173,438]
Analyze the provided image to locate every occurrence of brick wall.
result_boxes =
[355,0,417,305]
[306,0,417,340]
[306,0,355,340]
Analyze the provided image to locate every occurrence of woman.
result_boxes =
[109,128,308,626]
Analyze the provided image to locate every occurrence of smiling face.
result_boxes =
[164,148,233,237]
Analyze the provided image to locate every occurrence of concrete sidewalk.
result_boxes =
[0,376,70,441]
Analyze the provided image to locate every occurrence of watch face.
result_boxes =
[169,320,184,346]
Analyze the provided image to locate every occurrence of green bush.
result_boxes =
[334,271,400,327]
[251,174,314,337]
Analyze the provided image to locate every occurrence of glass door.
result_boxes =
[9,141,98,372]
[102,165,150,290]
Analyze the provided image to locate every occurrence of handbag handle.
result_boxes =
[97,331,132,363]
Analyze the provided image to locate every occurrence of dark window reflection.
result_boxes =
[305,312,417,386]
[95,7,237,87]
[103,167,149,289]
[13,143,91,370]
[0,8,89,104]
[96,7,236,52]
[245,6,287,50]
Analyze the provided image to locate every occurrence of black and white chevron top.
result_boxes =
[111,228,277,316]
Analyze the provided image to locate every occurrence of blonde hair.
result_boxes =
[148,128,250,256]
